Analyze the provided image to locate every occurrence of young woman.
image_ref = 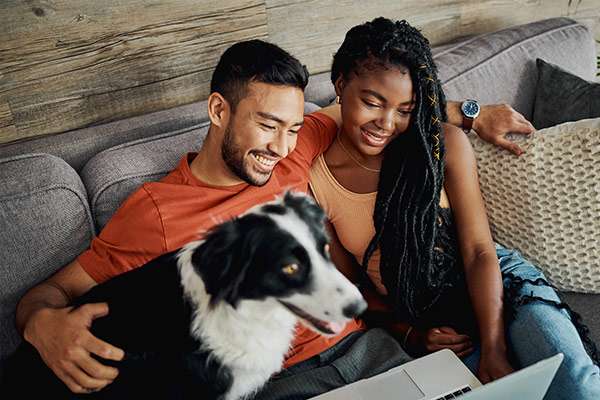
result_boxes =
[308,17,600,399]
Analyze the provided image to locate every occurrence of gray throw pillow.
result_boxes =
[533,59,600,129]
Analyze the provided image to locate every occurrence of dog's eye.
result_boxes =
[324,244,330,255]
[282,263,299,275]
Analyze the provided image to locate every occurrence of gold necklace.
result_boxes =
[336,133,381,173]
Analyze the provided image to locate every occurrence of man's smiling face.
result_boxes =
[221,81,305,186]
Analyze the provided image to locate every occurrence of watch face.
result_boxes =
[461,100,480,118]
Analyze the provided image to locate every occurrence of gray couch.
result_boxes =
[1,17,598,378]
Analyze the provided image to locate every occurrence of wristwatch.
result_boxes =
[460,99,480,133]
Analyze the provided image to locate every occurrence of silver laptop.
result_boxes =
[310,349,563,400]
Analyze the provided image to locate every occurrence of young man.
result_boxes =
[14,39,533,396]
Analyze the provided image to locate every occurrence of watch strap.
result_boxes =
[462,115,474,133]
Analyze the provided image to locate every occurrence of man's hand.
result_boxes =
[24,303,124,393]
[477,348,514,383]
[473,104,535,156]
[407,326,474,358]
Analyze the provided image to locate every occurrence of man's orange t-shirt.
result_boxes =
[77,112,365,368]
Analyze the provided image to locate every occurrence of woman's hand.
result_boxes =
[406,326,474,358]
[477,348,514,383]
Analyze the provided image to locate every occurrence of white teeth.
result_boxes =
[253,154,276,166]
[363,129,386,143]
[368,131,385,139]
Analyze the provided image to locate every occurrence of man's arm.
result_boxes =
[315,101,535,155]
[313,104,342,127]
[16,260,124,393]
[16,185,167,393]
[446,101,535,155]
[16,260,92,334]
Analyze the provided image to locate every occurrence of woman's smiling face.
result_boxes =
[336,63,415,157]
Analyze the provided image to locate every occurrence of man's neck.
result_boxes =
[190,132,246,187]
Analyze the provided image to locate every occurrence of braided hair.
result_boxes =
[331,17,449,321]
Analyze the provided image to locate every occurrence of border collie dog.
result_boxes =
[4,192,366,400]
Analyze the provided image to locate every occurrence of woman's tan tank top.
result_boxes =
[309,154,387,295]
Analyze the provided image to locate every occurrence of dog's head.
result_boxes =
[182,191,366,335]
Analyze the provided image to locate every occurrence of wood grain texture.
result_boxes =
[1,0,598,144]
[0,0,267,144]
[266,0,600,74]
[0,101,18,142]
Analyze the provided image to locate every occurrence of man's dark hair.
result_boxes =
[332,17,449,321]
[210,40,309,110]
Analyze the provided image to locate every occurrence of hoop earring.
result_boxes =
[335,95,341,104]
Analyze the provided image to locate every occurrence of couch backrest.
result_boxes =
[0,154,95,368]
[437,17,596,120]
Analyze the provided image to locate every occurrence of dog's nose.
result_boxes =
[342,299,368,318]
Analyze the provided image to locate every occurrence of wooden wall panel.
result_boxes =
[266,0,600,74]
[0,0,268,144]
[0,0,598,144]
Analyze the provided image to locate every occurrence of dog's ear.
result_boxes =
[283,191,326,226]
[190,217,263,308]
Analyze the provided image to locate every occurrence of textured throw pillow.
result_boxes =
[468,118,600,293]
[533,59,600,129]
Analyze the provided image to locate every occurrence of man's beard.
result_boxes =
[221,126,271,186]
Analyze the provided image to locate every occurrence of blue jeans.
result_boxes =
[461,245,600,400]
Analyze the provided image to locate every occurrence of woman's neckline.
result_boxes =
[318,154,378,197]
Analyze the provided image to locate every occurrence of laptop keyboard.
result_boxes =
[433,385,472,399]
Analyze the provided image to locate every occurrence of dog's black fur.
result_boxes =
[2,193,335,400]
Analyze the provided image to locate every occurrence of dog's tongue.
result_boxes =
[326,321,346,334]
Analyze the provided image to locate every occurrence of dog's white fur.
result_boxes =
[176,197,364,400]
[178,242,297,400]
[266,210,364,329]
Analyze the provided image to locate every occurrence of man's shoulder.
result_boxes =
[287,112,337,165]
[302,111,337,134]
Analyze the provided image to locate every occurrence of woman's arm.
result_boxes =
[442,123,513,381]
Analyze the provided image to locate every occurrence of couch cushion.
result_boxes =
[533,58,600,129]
[82,124,208,231]
[0,154,94,368]
[469,118,600,293]
[561,292,600,347]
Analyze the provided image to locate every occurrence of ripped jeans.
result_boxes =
[461,244,600,400]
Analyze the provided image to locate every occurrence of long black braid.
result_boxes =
[331,18,449,321]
